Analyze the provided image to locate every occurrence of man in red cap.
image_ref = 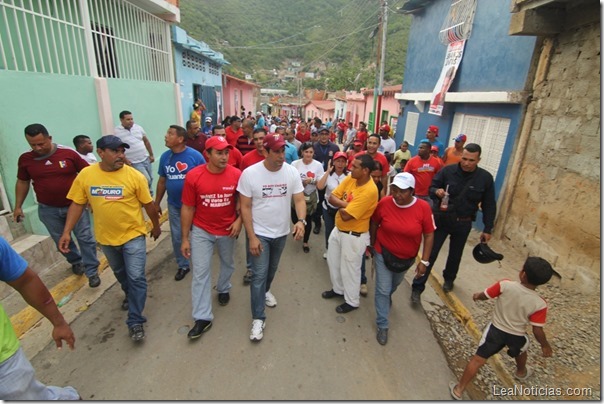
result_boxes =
[443,134,467,166]
[181,135,242,339]
[421,125,445,158]
[237,134,306,342]
[378,124,396,156]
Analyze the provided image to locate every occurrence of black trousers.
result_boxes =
[412,214,472,293]
[312,189,326,227]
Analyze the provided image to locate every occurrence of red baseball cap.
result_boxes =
[431,145,439,152]
[205,136,232,151]
[379,124,391,133]
[353,140,363,146]
[333,151,347,161]
[428,125,439,136]
[263,134,287,151]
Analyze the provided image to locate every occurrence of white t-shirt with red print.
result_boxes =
[291,158,325,195]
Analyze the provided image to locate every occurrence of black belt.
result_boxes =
[456,216,473,222]
[339,229,362,237]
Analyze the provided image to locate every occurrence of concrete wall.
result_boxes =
[0,71,101,235]
[498,16,601,290]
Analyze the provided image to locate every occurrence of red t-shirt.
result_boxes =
[356,129,368,145]
[240,150,265,171]
[350,151,389,178]
[185,132,207,154]
[372,196,435,259]
[225,126,243,146]
[296,130,311,143]
[17,145,89,207]
[202,146,243,170]
[181,164,241,236]
[404,155,442,196]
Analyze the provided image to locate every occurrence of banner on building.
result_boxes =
[428,40,465,116]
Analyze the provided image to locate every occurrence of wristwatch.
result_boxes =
[420,260,430,267]
[298,219,307,226]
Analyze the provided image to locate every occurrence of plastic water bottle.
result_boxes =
[440,185,449,211]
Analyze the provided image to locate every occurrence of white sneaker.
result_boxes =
[250,319,265,341]
[323,252,327,259]
[265,291,277,307]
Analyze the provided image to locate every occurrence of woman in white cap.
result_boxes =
[369,172,435,345]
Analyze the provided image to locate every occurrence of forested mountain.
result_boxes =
[179,0,412,91]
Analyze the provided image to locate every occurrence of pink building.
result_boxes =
[222,74,260,120]
[362,84,402,133]
[344,91,366,127]
[303,100,335,122]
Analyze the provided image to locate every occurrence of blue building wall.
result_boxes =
[402,0,537,94]
[395,0,538,224]
[172,26,227,125]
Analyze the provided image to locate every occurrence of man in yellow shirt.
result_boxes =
[322,154,378,313]
[59,135,161,342]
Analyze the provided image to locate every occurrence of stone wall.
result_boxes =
[500,15,600,292]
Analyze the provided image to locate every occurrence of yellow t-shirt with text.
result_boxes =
[332,175,378,233]
[67,164,152,246]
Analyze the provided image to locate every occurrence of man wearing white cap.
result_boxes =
[201,116,214,136]
[254,111,265,131]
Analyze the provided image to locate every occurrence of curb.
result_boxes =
[10,211,168,339]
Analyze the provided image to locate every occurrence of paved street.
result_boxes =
[26,227,456,400]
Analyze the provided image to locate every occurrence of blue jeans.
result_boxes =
[374,252,409,329]
[0,348,79,400]
[168,204,189,269]
[100,235,147,328]
[131,157,153,196]
[37,203,99,278]
[190,225,236,321]
[250,235,287,320]
[360,254,368,285]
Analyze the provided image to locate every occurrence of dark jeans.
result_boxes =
[312,189,326,227]
[412,213,472,293]
[322,206,336,249]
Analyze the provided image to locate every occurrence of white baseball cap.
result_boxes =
[205,117,212,122]
[391,172,415,190]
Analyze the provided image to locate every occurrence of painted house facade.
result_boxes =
[172,26,228,126]
[395,0,600,287]
[304,100,335,123]
[0,0,180,238]
[222,74,260,119]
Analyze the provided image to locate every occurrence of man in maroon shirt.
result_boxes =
[14,124,100,287]
[236,119,255,156]
[184,120,206,154]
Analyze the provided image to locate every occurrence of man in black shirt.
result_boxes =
[411,143,496,303]
[312,126,340,234]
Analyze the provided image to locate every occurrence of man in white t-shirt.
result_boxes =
[113,110,155,195]
[72,135,97,164]
[377,125,396,156]
[237,134,306,342]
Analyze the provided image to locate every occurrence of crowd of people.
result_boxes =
[1,112,555,400]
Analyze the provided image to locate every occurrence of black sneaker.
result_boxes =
[88,274,101,288]
[129,324,145,341]
[243,269,252,285]
[443,280,454,293]
[175,267,190,281]
[411,290,421,304]
[218,292,230,306]
[313,224,321,234]
[121,297,129,311]
[188,320,212,339]
[322,289,344,299]
[71,263,84,276]
[377,328,388,345]
[335,303,358,313]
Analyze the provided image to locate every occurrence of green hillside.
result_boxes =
[178,0,411,91]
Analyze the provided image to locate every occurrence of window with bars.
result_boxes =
[182,50,206,72]
[450,113,510,180]
[0,0,173,82]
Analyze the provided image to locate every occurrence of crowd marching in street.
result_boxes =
[1,110,555,400]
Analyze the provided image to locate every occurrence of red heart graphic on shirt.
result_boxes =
[306,171,315,178]
[175,161,188,173]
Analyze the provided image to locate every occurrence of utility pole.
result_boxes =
[371,0,388,133]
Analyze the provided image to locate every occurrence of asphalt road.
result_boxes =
[28,228,456,400]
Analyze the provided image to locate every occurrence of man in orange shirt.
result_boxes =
[443,134,466,166]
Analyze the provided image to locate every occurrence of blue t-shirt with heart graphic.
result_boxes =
[158,146,205,208]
